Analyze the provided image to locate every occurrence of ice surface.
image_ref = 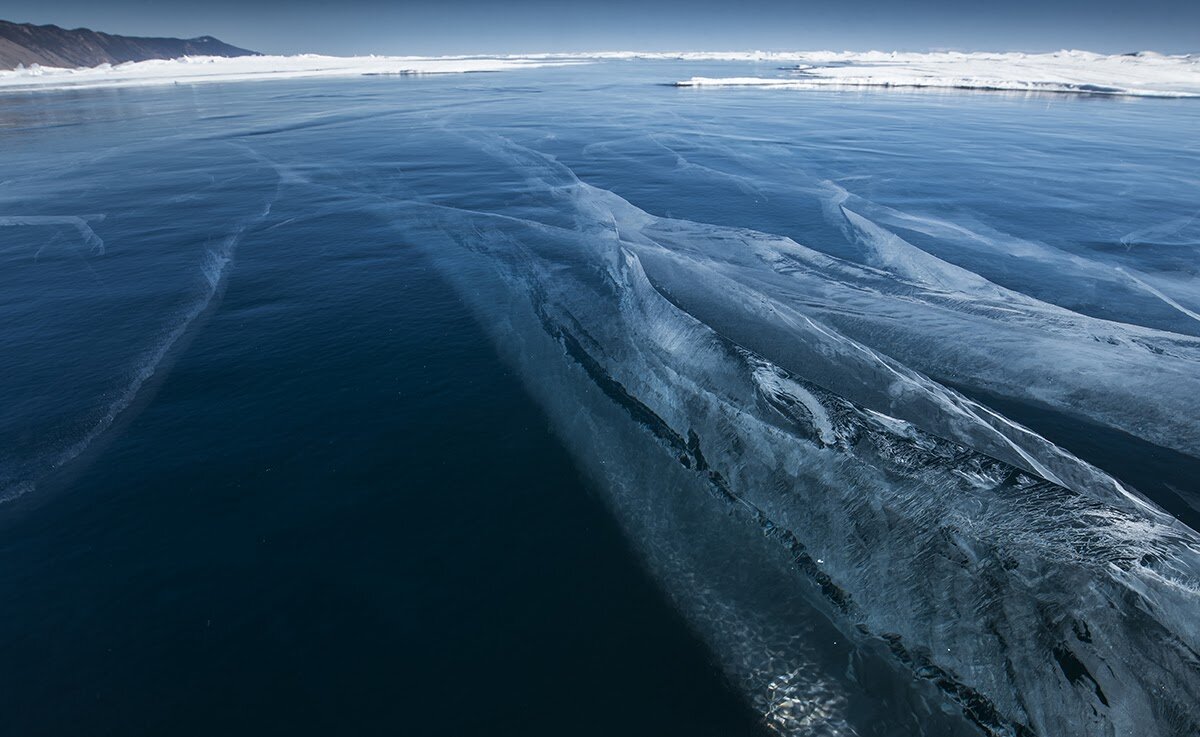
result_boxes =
[0,54,582,91]
[388,134,1200,737]
[5,67,1197,734]
[0,215,106,254]
[671,50,1200,97]
[0,149,281,504]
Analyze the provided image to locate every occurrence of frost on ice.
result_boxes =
[392,134,1200,737]
[673,50,1200,97]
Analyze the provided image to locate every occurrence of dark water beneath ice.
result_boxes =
[1,61,1198,736]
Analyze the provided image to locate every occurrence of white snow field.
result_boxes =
[0,53,582,91]
[670,50,1200,97]
[4,49,1199,97]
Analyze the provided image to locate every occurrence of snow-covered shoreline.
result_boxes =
[2,49,1198,97]
[670,50,1200,98]
[0,53,584,91]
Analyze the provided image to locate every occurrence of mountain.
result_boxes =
[0,20,257,70]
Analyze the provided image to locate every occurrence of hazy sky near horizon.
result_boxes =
[6,0,1199,56]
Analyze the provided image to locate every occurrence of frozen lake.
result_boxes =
[2,60,1198,736]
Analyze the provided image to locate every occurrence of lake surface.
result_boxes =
[2,61,1198,737]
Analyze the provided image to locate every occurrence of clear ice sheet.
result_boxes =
[393,134,1200,737]
[4,72,1199,736]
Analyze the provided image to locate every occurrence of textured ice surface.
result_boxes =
[0,144,281,502]
[0,215,106,254]
[5,70,1197,735]
[396,135,1200,737]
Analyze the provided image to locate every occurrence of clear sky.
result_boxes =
[6,0,1199,56]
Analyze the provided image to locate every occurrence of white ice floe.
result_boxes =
[6,49,1199,97]
[671,50,1200,97]
[0,53,582,91]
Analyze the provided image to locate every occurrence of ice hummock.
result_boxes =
[395,133,1200,737]
[5,49,1198,98]
[0,53,582,91]
[672,50,1200,97]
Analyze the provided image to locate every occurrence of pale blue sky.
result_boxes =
[6,0,1199,55]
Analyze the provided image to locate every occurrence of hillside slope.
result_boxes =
[0,20,256,69]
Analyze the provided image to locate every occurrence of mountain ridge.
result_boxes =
[0,19,257,70]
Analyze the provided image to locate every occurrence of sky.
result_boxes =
[5,0,1199,56]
